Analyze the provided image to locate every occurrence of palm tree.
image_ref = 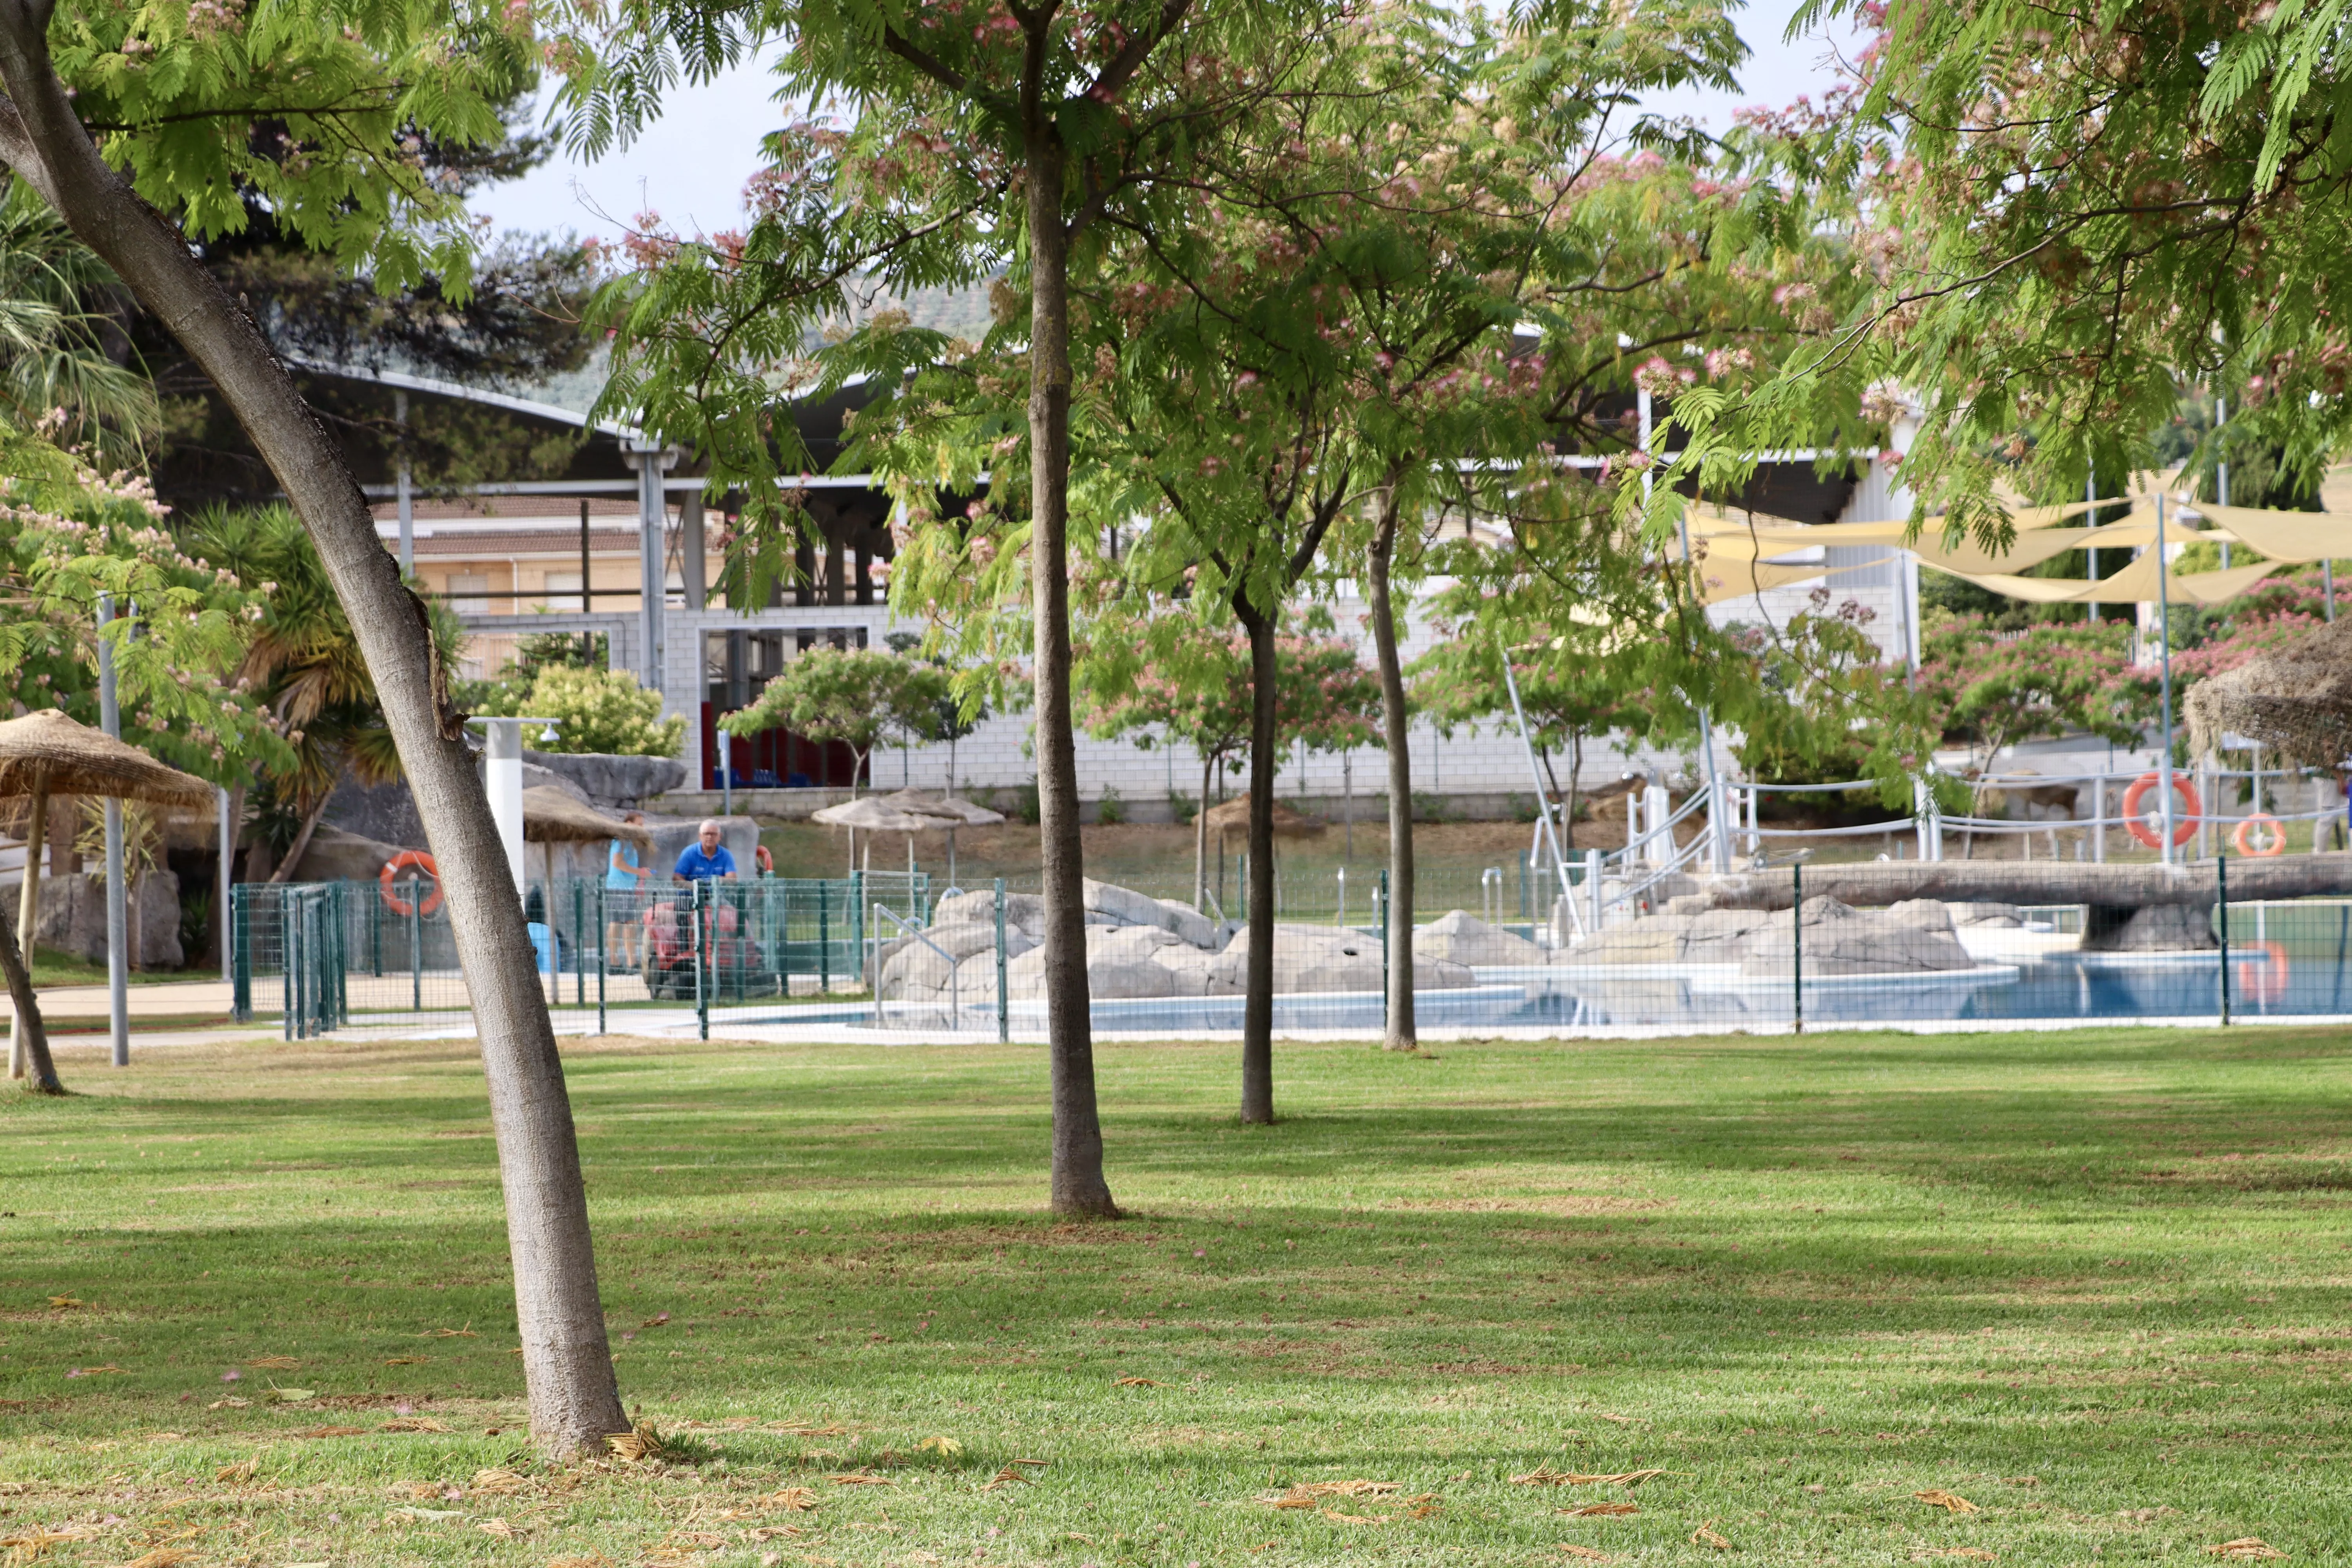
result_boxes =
[185,505,461,878]
[0,196,156,460]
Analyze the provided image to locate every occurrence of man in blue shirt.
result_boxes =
[674,818,737,882]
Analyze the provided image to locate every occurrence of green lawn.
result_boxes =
[1,1026,2348,1565]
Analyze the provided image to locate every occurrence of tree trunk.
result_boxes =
[0,31,628,1455]
[263,718,327,889]
[9,775,46,1080]
[1236,599,1279,1123]
[1368,491,1416,1052]
[1023,113,1114,1218]
[1194,755,1212,912]
[0,917,62,1095]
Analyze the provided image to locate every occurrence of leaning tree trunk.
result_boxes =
[0,28,627,1454]
[1368,492,1416,1052]
[0,910,62,1094]
[1023,120,1114,1218]
[1236,600,1279,1123]
[270,791,332,883]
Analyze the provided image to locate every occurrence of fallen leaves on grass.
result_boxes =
[1596,1414,1643,1425]
[1514,1468,1670,1488]
[545,1556,614,1568]
[2207,1542,2288,1561]
[1916,1490,1980,1515]
[293,1426,367,1439]
[64,1365,121,1378]
[606,1424,670,1463]
[0,1525,97,1563]
[1691,1523,1733,1550]
[915,1436,961,1455]
[1916,1552,1998,1562]
[476,1518,516,1540]
[382,1357,420,1366]
[46,1296,83,1310]
[1560,1503,1639,1518]
[244,1355,299,1370]
[1557,1548,1614,1562]
[1114,1377,1165,1387]
[978,1468,1029,1491]
[425,1327,476,1338]
[264,1387,314,1403]
[758,1489,818,1512]
[206,1397,248,1410]
[380,1416,449,1433]
[828,1473,893,1486]
[766,1423,846,1436]
[122,1550,197,1568]
[213,1459,257,1483]
[386,1508,464,1524]
[471,1468,527,1494]
[745,1526,804,1542]
[2004,1477,2039,1488]
[1266,1481,1399,1508]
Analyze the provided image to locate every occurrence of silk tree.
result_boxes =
[0,0,628,1453]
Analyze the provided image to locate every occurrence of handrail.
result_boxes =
[870,903,963,1025]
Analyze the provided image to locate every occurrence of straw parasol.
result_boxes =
[2183,616,2352,767]
[0,709,212,1089]
[520,786,652,890]
[812,794,960,878]
[874,789,1005,886]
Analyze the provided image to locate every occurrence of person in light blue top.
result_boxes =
[604,812,650,972]
[674,818,737,882]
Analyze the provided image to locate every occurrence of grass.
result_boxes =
[2,1026,2349,1566]
[28,947,209,989]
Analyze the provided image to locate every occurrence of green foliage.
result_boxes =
[1723,592,1940,804]
[0,436,284,787]
[1917,615,2155,780]
[720,648,948,784]
[1093,788,1125,828]
[1007,778,1042,827]
[0,195,157,462]
[470,664,684,758]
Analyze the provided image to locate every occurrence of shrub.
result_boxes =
[478,664,686,757]
[1095,786,1125,826]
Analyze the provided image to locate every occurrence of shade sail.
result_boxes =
[1922,551,2279,606]
[2186,503,2352,564]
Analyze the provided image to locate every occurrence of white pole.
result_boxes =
[2156,493,2178,864]
[2086,468,2098,623]
[218,784,233,982]
[483,718,527,902]
[2216,396,2230,568]
[1497,641,1583,938]
[98,595,127,1067]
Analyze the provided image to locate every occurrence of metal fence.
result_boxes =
[231,873,927,1037]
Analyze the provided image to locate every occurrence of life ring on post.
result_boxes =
[2236,939,2290,1006]
[2121,771,2201,849]
[2233,813,2288,857]
[379,850,443,917]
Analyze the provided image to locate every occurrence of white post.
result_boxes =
[628,442,673,693]
[2092,774,2107,863]
[98,595,127,1067]
[1584,847,1602,933]
[394,389,414,579]
[481,718,527,902]
[718,728,733,817]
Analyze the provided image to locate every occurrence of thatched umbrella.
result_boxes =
[2183,616,2352,766]
[520,786,653,890]
[1200,797,1327,840]
[813,794,958,878]
[874,789,1005,886]
[0,708,212,1093]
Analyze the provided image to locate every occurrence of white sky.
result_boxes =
[469,0,1865,242]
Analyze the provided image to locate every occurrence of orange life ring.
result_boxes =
[2236,939,2290,1006]
[379,850,443,916]
[2233,813,2288,857]
[2121,772,2201,849]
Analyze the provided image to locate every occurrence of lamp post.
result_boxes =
[98,595,127,1068]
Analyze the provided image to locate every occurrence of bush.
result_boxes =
[1169,789,1198,825]
[1411,790,1450,824]
[1095,786,1125,826]
[1008,778,1043,825]
[476,664,686,757]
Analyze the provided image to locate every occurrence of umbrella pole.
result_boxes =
[949,826,957,889]
[8,778,45,1079]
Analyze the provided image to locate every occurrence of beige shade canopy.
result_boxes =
[874,788,1007,826]
[812,795,959,834]
[1200,797,1327,839]
[521,786,652,848]
[2184,617,2352,767]
[0,708,214,806]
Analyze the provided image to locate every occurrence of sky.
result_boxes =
[468,0,1866,242]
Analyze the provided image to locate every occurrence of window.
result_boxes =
[542,571,584,612]
[446,571,492,602]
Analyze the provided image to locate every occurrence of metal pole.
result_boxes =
[719,728,733,816]
[573,879,585,1006]
[1791,860,1804,1035]
[218,785,234,983]
[97,595,128,1067]
[597,883,608,1035]
[1499,642,1582,934]
[818,882,830,993]
[695,878,709,1041]
[231,886,250,1022]
[409,880,422,1011]
[994,877,1009,1043]
[1585,848,1602,933]
[2157,493,2179,864]
[1377,867,1390,1033]
[2217,852,2231,1026]
[2087,468,2098,623]
[2216,396,2231,566]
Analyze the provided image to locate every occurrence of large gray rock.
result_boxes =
[523,750,689,810]
[1156,898,1219,949]
[1149,944,1229,995]
[1679,908,1770,962]
[932,889,1048,937]
[1416,910,1543,966]
[36,869,182,969]
[1944,900,2025,928]
[1000,945,1177,999]
[1566,914,1693,964]
[1087,923,1187,959]
[1740,896,1975,975]
[2087,902,2217,951]
[291,824,406,884]
[877,921,1031,996]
